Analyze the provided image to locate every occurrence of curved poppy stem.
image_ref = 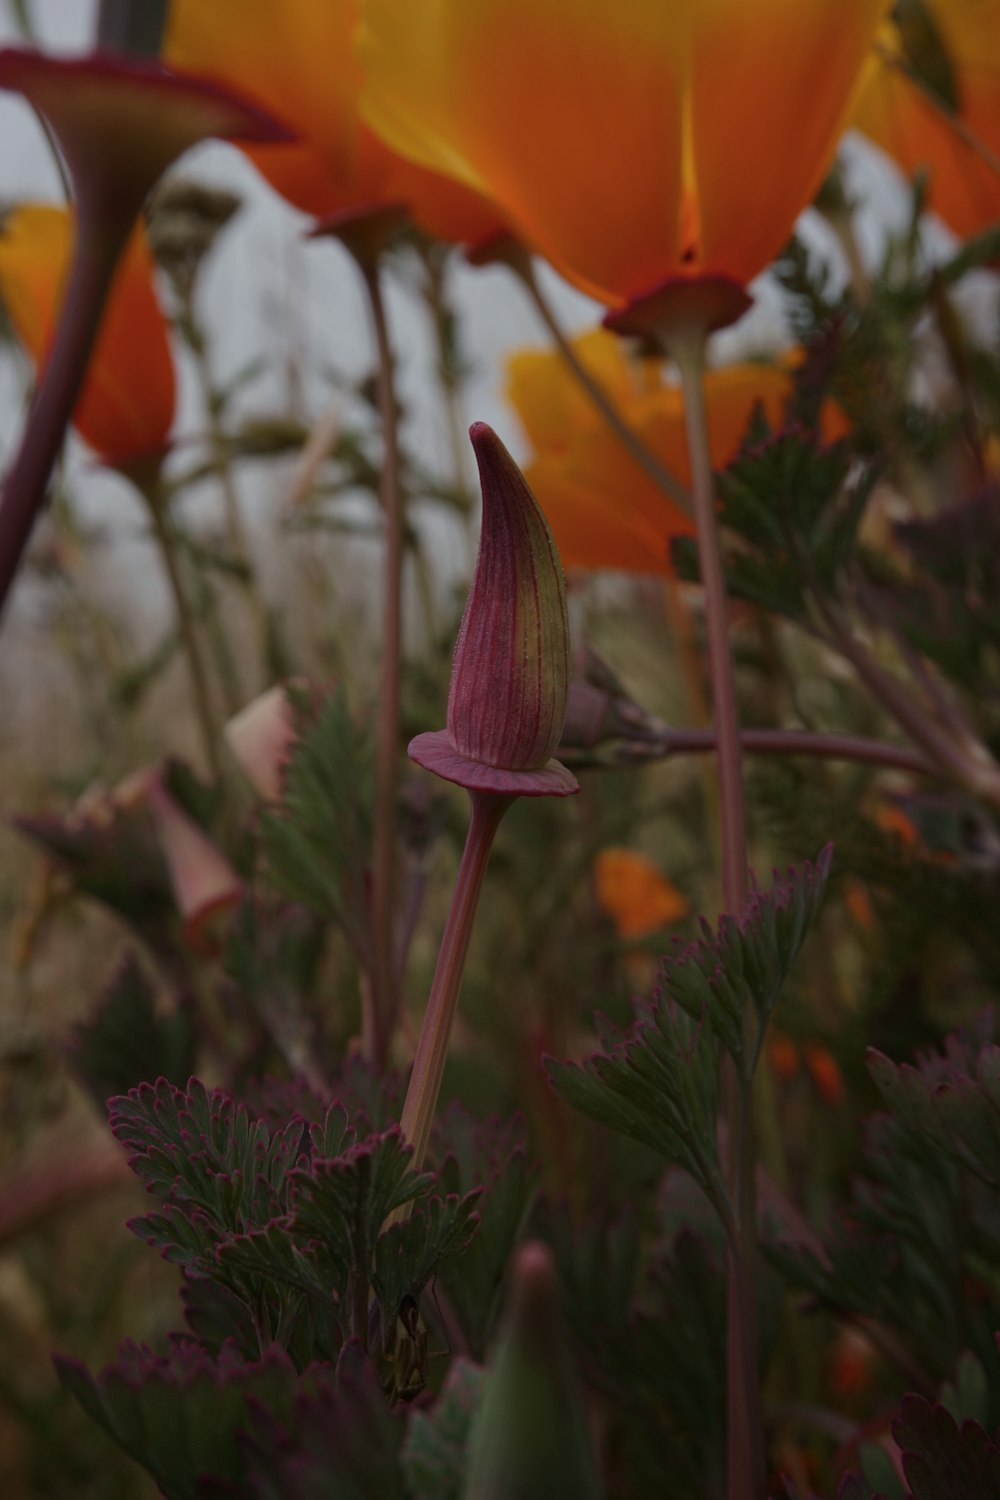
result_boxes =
[399,791,512,1174]
[514,256,692,517]
[360,252,404,1065]
[0,205,129,620]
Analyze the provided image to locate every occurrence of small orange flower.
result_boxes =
[0,204,174,464]
[852,5,1000,244]
[506,331,846,574]
[164,0,501,243]
[359,0,886,305]
[592,848,689,939]
[803,1043,845,1107]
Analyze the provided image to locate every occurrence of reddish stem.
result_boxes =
[0,199,132,617]
[399,791,511,1171]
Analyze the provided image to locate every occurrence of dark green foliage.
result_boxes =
[72,955,195,1107]
[771,1024,1000,1391]
[55,1343,322,1500]
[258,686,373,949]
[402,1358,486,1500]
[548,1000,725,1214]
[675,428,875,624]
[549,854,831,1226]
[432,1110,538,1358]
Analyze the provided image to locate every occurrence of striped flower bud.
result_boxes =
[409,423,577,798]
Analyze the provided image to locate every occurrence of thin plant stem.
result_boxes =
[673,332,762,1500]
[517,258,692,517]
[674,340,748,913]
[361,253,405,1064]
[0,207,129,618]
[399,792,512,1173]
[814,594,1000,807]
[142,480,222,782]
[665,724,934,777]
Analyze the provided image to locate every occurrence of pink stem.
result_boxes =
[399,791,511,1171]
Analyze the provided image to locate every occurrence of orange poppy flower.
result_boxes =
[507,330,846,574]
[0,204,175,464]
[593,847,689,938]
[163,0,501,243]
[852,5,1000,243]
[358,0,886,305]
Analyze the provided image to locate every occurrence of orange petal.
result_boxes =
[593,847,689,938]
[0,204,175,462]
[360,0,884,302]
[506,330,643,455]
[165,0,501,242]
[852,19,1000,242]
[687,0,885,284]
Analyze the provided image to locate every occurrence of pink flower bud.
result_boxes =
[409,423,578,798]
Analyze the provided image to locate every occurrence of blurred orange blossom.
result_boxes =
[164,0,501,243]
[358,0,888,306]
[0,204,174,465]
[852,3,1000,243]
[506,330,847,574]
[593,848,690,939]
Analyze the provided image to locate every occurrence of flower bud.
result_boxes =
[410,423,578,798]
[462,1241,599,1500]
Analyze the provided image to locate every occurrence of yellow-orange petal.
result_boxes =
[0,204,175,463]
[593,847,689,938]
[506,329,649,457]
[359,0,884,302]
[165,0,502,243]
[511,348,842,576]
[359,0,686,303]
[852,21,1000,242]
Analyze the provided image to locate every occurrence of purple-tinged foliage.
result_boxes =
[235,1341,407,1500]
[55,1340,327,1500]
[402,1357,486,1500]
[893,1395,1000,1499]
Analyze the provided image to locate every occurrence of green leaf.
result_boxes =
[547,1001,724,1214]
[73,955,195,1107]
[259,685,372,948]
[403,1358,487,1500]
[894,1395,1000,1499]
[371,1191,482,1356]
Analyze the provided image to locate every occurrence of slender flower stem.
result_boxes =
[361,253,405,1064]
[674,338,748,913]
[515,257,692,517]
[815,594,1000,807]
[665,725,933,777]
[0,204,130,618]
[142,481,222,782]
[672,330,762,1500]
[400,792,512,1172]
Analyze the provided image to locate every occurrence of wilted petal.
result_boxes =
[144,774,242,950]
[223,682,302,803]
[0,204,175,463]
